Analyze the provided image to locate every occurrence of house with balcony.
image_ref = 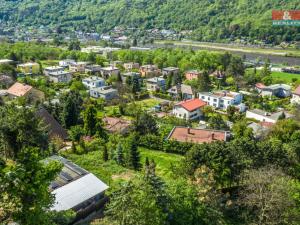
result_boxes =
[198,90,243,110]
[90,86,118,100]
[124,62,140,71]
[82,76,106,89]
[47,71,72,83]
[69,62,88,73]
[44,66,64,76]
[17,62,40,74]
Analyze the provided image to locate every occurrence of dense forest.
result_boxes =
[1,0,300,43]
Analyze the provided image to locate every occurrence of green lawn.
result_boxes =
[271,71,300,83]
[140,147,184,182]
[62,146,183,191]
[98,98,161,118]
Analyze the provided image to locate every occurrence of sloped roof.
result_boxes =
[48,156,109,212]
[103,117,132,133]
[176,98,206,111]
[7,82,33,97]
[167,84,193,95]
[36,108,68,140]
[255,83,266,89]
[168,127,227,144]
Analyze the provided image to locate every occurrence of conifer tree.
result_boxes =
[116,143,124,165]
[127,134,141,170]
[103,145,109,162]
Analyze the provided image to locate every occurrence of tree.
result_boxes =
[238,166,299,225]
[198,71,210,92]
[68,40,81,51]
[0,147,62,224]
[125,134,141,170]
[103,145,109,162]
[134,112,158,135]
[207,114,227,130]
[83,104,97,136]
[116,143,124,165]
[68,125,84,142]
[0,105,49,160]
[105,180,166,225]
[60,91,82,129]
[232,120,254,139]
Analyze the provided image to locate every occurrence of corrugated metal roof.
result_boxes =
[51,173,109,211]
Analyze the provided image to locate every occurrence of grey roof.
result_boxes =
[163,67,179,72]
[265,84,291,91]
[47,156,109,212]
[48,71,71,76]
[247,109,292,120]
[83,76,105,82]
[167,84,193,95]
[92,86,117,94]
[146,77,165,83]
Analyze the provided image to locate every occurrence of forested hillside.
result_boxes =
[1,0,300,42]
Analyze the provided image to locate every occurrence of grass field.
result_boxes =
[271,71,300,83]
[98,98,161,118]
[155,40,300,58]
[63,146,183,191]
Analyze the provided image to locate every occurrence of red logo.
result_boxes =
[272,10,300,21]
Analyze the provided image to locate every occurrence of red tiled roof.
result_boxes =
[255,83,266,89]
[176,98,206,112]
[293,85,300,96]
[7,82,33,97]
[168,127,227,144]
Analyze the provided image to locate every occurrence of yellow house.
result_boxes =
[17,62,40,74]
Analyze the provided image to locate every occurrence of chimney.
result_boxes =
[211,132,215,140]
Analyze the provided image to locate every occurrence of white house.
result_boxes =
[59,59,75,68]
[246,109,293,124]
[255,83,291,98]
[47,71,72,83]
[291,85,300,104]
[90,86,118,100]
[44,66,64,76]
[173,98,207,120]
[82,76,106,89]
[198,90,243,110]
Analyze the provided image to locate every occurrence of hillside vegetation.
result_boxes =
[1,0,300,43]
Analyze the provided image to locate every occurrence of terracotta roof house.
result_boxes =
[291,85,300,104]
[36,108,68,140]
[139,65,161,78]
[168,126,229,144]
[103,117,132,134]
[185,70,200,80]
[7,82,45,102]
[173,98,206,120]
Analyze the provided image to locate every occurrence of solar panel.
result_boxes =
[65,162,87,176]
[60,171,73,182]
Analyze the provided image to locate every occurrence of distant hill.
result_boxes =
[1,0,300,43]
